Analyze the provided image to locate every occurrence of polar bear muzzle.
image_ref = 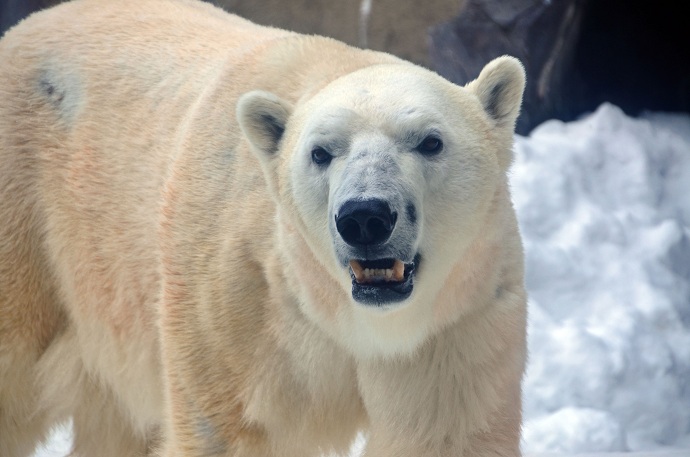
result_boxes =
[333,199,418,304]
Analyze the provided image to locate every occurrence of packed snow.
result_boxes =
[33,104,690,456]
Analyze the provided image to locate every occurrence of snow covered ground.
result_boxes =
[33,104,690,456]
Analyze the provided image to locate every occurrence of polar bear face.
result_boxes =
[238,56,524,311]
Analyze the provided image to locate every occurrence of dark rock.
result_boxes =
[429,0,587,134]
[429,0,690,134]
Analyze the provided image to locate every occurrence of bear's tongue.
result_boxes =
[349,259,405,284]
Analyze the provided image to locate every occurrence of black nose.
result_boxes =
[335,199,397,246]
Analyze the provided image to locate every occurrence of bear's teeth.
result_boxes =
[392,259,405,281]
[349,259,406,283]
[349,260,365,281]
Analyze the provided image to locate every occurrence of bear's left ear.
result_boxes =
[237,90,293,157]
[466,56,526,128]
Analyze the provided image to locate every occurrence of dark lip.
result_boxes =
[349,254,420,306]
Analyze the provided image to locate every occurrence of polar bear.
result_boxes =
[0,0,527,456]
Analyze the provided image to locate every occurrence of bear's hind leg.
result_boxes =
[0,355,54,457]
[34,327,152,457]
[0,201,66,456]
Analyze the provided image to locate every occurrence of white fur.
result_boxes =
[0,0,527,455]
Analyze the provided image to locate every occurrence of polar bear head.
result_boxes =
[237,56,524,317]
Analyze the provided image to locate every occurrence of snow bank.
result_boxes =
[513,104,690,453]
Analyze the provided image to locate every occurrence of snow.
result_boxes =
[514,104,690,454]
[32,422,72,457]
[33,104,690,456]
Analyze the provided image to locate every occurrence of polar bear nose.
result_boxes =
[335,199,397,246]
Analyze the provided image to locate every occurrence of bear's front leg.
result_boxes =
[356,322,524,457]
[158,369,262,457]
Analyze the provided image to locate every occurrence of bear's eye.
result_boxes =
[311,146,333,166]
[416,135,443,155]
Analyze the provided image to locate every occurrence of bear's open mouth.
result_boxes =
[348,255,419,306]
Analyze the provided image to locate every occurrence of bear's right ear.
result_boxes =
[237,90,293,156]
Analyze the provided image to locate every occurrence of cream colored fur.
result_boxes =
[0,0,527,456]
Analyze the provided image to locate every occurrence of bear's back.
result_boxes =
[0,0,290,336]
